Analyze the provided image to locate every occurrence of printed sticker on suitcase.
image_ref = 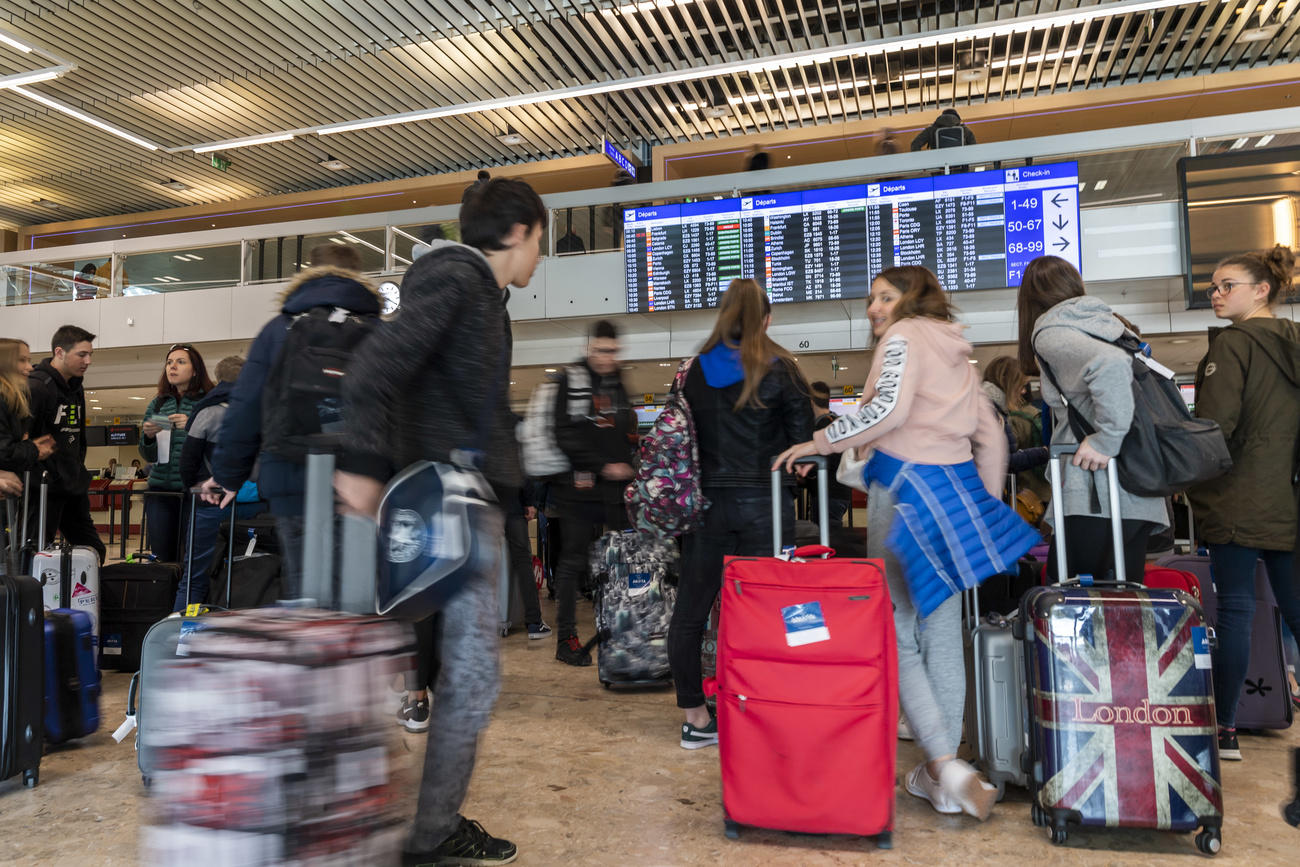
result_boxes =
[1192,626,1211,670]
[782,602,830,647]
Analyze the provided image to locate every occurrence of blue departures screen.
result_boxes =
[623,161,1081,313]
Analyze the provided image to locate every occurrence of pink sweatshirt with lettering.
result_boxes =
[812,316,1008,495]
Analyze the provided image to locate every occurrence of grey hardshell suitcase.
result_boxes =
[964,586,1030,798]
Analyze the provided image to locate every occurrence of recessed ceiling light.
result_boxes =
[1254,134,1276,148]
[318,157,350,171]
[497,127,525,146]
[544,368,557,373]
[1239,24,1279,42]
[129,396,146,400]
[159,179,191,191]
[509,380,516,385]
[1094,179,1108,191]
[968,359,979,364]
[31,198,61,209]
[702,104,731,118]
[955,68,986,83]
[658,362,673,367]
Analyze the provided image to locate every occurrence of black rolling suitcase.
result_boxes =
[1,496,43,788]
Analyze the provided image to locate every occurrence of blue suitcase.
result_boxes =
[43,608,100,745]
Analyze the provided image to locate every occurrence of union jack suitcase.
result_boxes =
[709,458,897,848]
[1023,449,1223,855]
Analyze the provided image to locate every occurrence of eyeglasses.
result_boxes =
[1207,280,1260,297]
[168,344,193,353]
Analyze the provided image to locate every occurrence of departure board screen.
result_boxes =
[623,161,1081,313]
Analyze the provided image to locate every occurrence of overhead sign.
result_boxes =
[602,137,637,176]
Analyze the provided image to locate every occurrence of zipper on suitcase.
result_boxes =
[723,691,883,713]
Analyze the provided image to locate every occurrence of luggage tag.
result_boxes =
[782,601,830,647]
[1192,626,1212,669]
[111,714,136,743]
[1133,350,1175,380]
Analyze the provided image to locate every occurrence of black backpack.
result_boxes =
[261,306,380,461]
[1036,333,1232,498]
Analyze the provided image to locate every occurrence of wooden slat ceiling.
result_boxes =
[0,0,1296,228]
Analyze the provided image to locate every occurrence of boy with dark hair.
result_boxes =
[335,176,545,866]
[27,324,103,561]
[549,318,636,666]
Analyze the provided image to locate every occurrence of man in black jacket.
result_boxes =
[335,177,544,867]
[27,324,103,562]
[551,320,637,666]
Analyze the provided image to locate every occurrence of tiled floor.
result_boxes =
[2,593,1298,865]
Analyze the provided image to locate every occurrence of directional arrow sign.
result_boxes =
[1050,192,1066,208]
[1053,238,1070,251]
[1051,215,1069,230]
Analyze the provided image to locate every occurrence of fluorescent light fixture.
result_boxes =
[1254,134,1276,147]
[497,127,525,146]
[0,68,64,90]
[1094,179,1108,191]
[1229,137,1248,149]
[544,368,558,373]
[1273,196,1297,250]
[1078,181,1086,191]
[11,85,160,150]
[129,396,146,400]
[189,254,203,261]
[0,30,34,53]
[193,132,294,153]
[159,179,191,191]
[172,255,190,261]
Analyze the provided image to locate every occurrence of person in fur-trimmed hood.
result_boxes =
[205,243,381,526]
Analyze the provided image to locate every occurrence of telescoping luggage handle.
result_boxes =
[770,454,830,556]
[302,449,374,614]
[1048,443,1126,586]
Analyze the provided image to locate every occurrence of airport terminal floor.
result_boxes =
[3,590,1297,867]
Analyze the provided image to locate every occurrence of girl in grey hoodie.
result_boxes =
[1015,256,1168,582]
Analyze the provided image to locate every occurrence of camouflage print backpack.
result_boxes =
[589,530,678,686]
[624,358,707,536]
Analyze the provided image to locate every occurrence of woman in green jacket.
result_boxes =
[1189,245,1300,762]
[139,343,213,561]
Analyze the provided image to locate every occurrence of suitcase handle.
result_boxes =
[770,455,828,556]
[1047,445,1124,585]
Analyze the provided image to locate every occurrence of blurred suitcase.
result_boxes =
[99,561,179,672]
[588,529,677,687]
[43,608,100,745]
[1155,552,1292,731]
[710,458,896,846]
[1023,449,1223,854]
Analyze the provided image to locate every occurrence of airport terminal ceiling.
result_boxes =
[0,0,1298,229]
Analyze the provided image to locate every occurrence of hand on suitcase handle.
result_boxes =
[772,443,823,476]
[1050,440,1110,471]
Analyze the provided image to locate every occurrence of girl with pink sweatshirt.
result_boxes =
[776,266,1038,821]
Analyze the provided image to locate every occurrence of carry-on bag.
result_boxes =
[42,608,100,745]
[708,456,896,847]
[98,560,179,671]
[1022,446,1223,854]
[0,495,43,788]
[962,583,1030,799]
[28,476,101,653]
[588,529,678,687]
[137,455,413,865]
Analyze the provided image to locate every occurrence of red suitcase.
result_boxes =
[708,458,897,848]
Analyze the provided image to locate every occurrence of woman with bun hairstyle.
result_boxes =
[777,266,1037,821]
[1187,245,1300,762]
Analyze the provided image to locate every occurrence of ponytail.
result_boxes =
[701,279,804,410]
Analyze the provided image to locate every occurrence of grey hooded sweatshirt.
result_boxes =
[1031,295,1168,528]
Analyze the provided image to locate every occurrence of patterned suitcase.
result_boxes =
[1024,449,1223,854]
[589,529,677,687]
[709,459,896,847]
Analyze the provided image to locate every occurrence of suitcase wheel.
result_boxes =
[723,819,740,840]
[1050,826,1068,846]
[1195,828,1221,856]
[875,831,893,850]
[141,775,152,788]
[1285,800,1300,828]
[22,769,37,788]
[1030,802,1049,827]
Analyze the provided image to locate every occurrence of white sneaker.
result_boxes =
[898,716,914,741]
[938,758,998,821]
[905,763,960,814]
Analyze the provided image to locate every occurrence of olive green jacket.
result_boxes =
[1189,318,1300,550]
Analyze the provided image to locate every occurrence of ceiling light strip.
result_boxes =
[10,85,161,151]
[193,132,295,153]
[0,30,34,53]
[0,67,68,90]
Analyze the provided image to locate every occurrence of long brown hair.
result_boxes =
[1217,244,1296,304]
[155,344,214,401]
[701,279,803,410]
[0,338,31,419]
[1015,255,1087,376]
[982,356,1027,411]
[874,266,956,323]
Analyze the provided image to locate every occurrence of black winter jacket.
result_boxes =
[0,397,38,475]
[342,241,520,490]
[683,352,813,489]
[551,359,637,506]
[27,360,88,495]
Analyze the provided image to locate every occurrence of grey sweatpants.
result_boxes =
[867,483,965,762]
[409,515,504,851]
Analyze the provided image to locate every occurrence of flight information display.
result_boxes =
[623,161,1081,313]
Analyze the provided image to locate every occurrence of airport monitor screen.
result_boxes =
[623,161,1081,313]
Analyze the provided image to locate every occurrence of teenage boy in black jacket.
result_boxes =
[334,177,544,867]
[27,324,103,562]
[550,320,636,665]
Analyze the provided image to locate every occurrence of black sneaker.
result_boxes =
[680,716,719,750]
[397,697,430,733]
[1218,728,1242,761]
[402,816,517,866]
[556,635,592,667]
[526,621,552,640]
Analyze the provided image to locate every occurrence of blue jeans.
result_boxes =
[1208,543,1300,728]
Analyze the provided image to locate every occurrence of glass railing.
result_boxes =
[0,109,1292,308]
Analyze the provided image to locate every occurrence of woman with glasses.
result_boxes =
[139,343,214,562]
[1188,245,1300,762]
